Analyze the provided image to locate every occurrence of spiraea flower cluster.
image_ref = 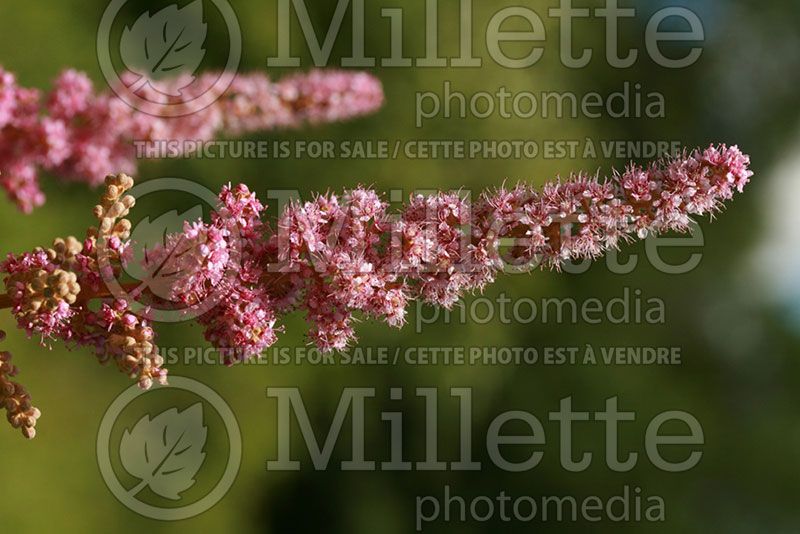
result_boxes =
[138,143,753,355]
[0,144,753,438]
[0,67,383,213]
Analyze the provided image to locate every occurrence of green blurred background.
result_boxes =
[1,0,799,532]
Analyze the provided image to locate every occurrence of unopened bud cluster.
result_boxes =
[0,330,40,439]
[1,175,166,437]
[5,266,80,335]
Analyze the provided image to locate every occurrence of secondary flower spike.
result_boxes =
[0,68,384,213]
[0,144,752,438]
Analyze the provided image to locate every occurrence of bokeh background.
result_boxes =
[1,0,799,532]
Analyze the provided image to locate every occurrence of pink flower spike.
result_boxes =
[0,145,753,438]
[0,67,384,212]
